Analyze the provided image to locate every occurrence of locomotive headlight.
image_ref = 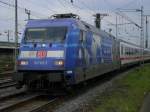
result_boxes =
[42,44,46,47]
[18,60,28,65]
[54,60,64,66]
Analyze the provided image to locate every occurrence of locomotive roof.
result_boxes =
[26,18,76,28]
[24,17,150,50]
[76,19,115,39]
[26,18,115,40]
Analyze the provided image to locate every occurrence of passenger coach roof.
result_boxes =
[119,39,141,47]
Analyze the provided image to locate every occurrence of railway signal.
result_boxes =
[25,8,31,20]
[71,0,73,4]
[94,13,108,30]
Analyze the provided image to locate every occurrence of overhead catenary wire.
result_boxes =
[56,0,73,13]
[26,0,58,14]
[0,0,48,18]
[63,0,119,31]
[0,0,146,44]
[100,0,142,39]
[53,0,73,14]
[63,0,94,15]
[57,0,66,9]
[78,0,96,14]
[0,3,25,27]
[63,0,142,41]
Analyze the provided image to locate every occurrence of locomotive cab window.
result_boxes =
[25,27,67,43]
[25,28,46,42]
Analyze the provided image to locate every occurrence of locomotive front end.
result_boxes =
[14,19,73,90]
[18,26,66,71]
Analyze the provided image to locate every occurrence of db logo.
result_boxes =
[37,51,47,58]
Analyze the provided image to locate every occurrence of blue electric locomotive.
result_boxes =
[14,13,120,89]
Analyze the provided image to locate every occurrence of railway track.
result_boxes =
[0,78,16,89]
[0,78,26,100]
[0,92,58,112]
[0,65,141,112]
[0,71,15,79]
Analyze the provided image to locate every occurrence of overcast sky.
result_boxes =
[0,0,150,47]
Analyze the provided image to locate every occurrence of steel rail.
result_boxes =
[0,94,41,112]
[0,82,17,89]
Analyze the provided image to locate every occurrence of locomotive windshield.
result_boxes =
[25,27,67,43]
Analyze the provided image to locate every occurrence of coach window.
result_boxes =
[121,45,124,55]
[125,47,127,55]
[129,48,131,55]
[125,47,127,56]
[130,48,132,55]
[133,49,135,55]
[127,47,129,56]
[128,48,130,55]
[132,48,134,55]
[135,49,138,55]
[136,49,138,55]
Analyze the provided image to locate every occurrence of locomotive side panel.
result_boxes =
[74,25,121,83]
